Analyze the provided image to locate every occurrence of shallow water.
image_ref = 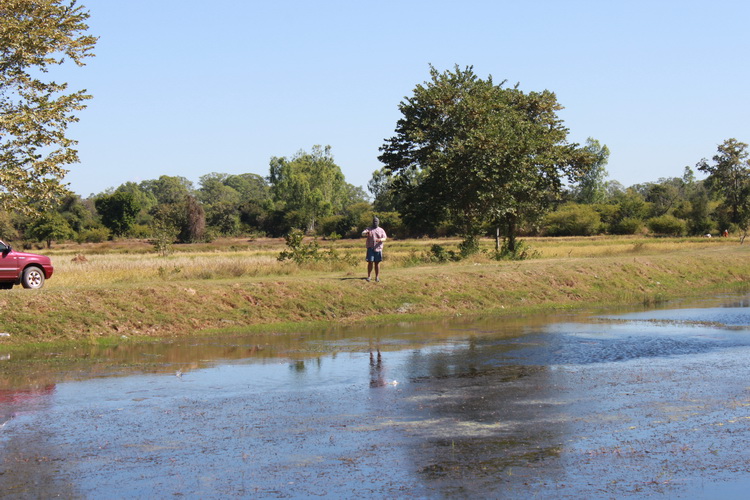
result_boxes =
[3,296,750,498]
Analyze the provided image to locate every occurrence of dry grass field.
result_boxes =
[40,234,736,288]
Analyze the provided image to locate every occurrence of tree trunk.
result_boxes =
[495,227,501,252]
[507,218,517,253]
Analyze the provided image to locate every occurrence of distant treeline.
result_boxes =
[0,143,743,249]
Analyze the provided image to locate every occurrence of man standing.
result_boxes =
[362,216,387,282]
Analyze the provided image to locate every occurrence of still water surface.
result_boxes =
[3,295,750,498]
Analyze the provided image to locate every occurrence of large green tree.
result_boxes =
[379,65,594,252]
[0,0,97,214]
[268,145,348,233]
[116,181,157,218]
[199,172,271,235]
[573,138,610,204]
[224,173,269,203]
[149,193,206,244]
[198,173,240,206]
[368,167,422,215]
[140,175,194,205]
[198,173,242,235]
[26,211,74,248]
[58,193,98,232]
[95,191,140,237]
[697,138,750,241]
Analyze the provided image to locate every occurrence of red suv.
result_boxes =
[0,240,54,289]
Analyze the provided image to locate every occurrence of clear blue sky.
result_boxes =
[57,0,750,197]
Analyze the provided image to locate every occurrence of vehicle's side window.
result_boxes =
[0,243,8,253]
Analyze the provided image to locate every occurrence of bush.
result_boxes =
[317,215,346,238]
[591,203,619,228]
[458,235,480,257]
[76,227,110,243]
[493,239,539,260]
[611,217,644,235]
[646,214,687,236]
[129,224,152,239]
[544,204,602,236]
[428,244,459,262]
[278,229,356,266]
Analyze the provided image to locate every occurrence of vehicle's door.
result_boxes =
[0,242,18,281]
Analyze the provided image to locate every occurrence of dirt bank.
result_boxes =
[0,245,748,345]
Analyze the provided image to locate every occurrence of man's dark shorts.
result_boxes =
[366,248,383,262]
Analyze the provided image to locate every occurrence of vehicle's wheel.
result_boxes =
[21,266,45,289]
[0,282,13,290]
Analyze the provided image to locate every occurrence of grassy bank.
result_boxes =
[0,236,748,346]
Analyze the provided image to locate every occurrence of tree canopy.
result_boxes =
[573,138,610,204]
[378,65,595,251]
[140,175,194,205]
[0,0,97,214]
[94,191,140,236]
[697,138,750,241]
[268,145,349,233]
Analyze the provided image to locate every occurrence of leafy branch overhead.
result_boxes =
[0,0,97,214]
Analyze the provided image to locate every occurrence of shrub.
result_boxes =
[278,229,356,266]
[458,235,480,257]
[129,224,152,239]
[278,229,316,263]
[428,244,459,262]
[611,217,644,235]
[76,227,110,243]
[493,239,539,260]
[149,219,178,257]
[544,204,602,236]
[591,203,619,228]
[317,215,346,238]
[646,214,687,236]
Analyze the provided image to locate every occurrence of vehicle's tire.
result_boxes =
[0,282,13,290]
[21,266,45,289]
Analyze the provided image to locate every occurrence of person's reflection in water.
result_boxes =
[369,348,387,388]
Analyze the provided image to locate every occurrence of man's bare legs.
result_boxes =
[367,261,381,282]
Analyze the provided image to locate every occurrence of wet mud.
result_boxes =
[3,296,750,498]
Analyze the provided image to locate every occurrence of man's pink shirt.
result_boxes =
[366,227,387,252]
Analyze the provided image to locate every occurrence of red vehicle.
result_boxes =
[0,240,54,289]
